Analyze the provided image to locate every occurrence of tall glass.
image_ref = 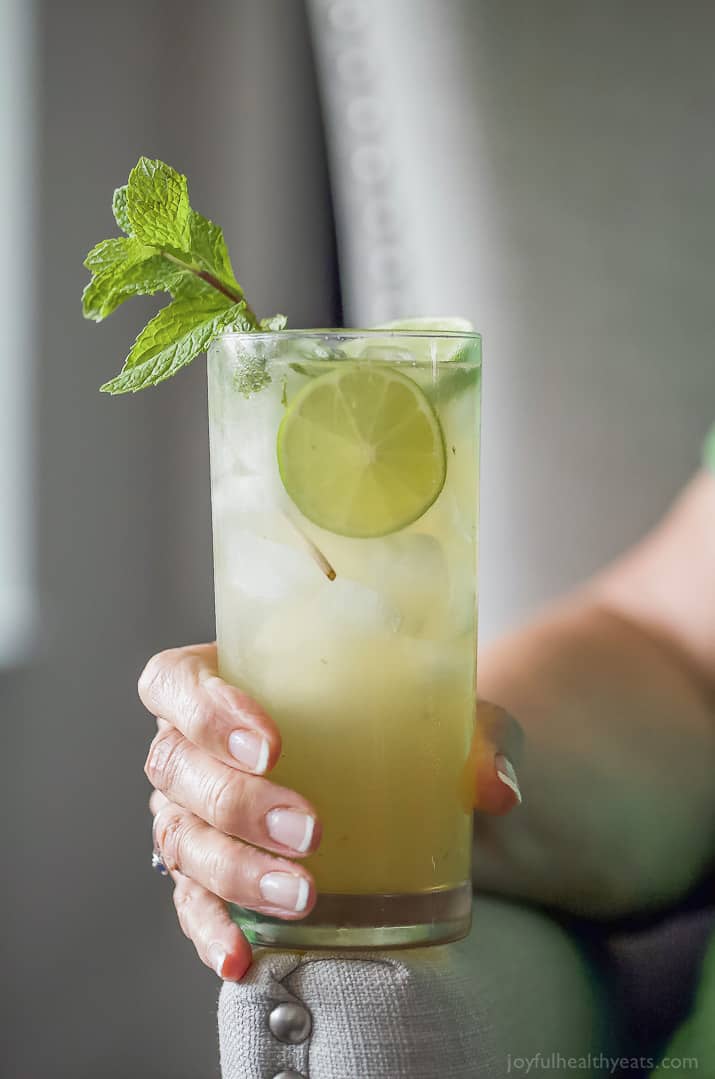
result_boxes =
[207,330,481,948]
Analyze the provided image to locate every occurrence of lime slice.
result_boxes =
[343,316,477,365]
[378,315,474,334]
[277,364,446,538]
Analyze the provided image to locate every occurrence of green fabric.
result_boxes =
[651,932,715,1076]
[651,421,715,1076]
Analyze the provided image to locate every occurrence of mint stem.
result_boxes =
[163,252,259,327]
[158,254,336,577]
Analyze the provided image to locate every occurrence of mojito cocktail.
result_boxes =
[208,329,480,949]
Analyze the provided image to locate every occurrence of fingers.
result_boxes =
[145,726,321,858]
[149,788,169,817]
[138,643,280,775]
[473,700,524,816]
[172,871,253,982]
[152,798,317,919]
[151,792,253,981]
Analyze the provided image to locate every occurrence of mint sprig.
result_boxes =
[82,156,285,393]
[101,295,255,394]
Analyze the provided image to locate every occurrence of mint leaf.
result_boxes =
[189,210,239,288]
[82,235,208,321]
[126,157,191,250]
[83,156,288,391]
[101,296,253,394]
[82,223,224,322]
[83,252,194,321]
[83,237,155,320]
[234,354,272,397]
[84,236,142,274]
[112,185,132,235]
[260,314,288,331]
[169,272,223,302]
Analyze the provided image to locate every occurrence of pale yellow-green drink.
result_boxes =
[208,328,480,948]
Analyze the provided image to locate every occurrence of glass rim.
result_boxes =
[215,327,482,343]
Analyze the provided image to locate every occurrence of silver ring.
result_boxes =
[151,849,169,876]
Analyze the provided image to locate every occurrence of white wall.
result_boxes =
[310,0,715,641]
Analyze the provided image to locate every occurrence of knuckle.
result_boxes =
[180,692,211,746]
[173,884,195,938]
[168,651,212,744]
[144,728,183,791]
[138,649,175,711]
[155,806,196,871]
[207,851,239,899]
[221,844,263,901]
[209,771,251,834]
[211,842,263,903]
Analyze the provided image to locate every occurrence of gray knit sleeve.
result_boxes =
[217,897,610,1079]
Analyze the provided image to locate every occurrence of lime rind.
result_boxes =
[378,316,475,337]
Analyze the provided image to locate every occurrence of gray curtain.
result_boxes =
[309,0,715,641]
[3,3,338,1077]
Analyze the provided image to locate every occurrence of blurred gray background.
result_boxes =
[3,1,715,1076]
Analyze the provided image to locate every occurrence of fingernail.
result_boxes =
[495,754,522,804]
[265,808,316,853]
[221,950,250,981]
[228,730,270,774]
[259,872,310,913]
[207,942,227,978]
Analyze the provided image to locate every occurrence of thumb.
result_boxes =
[472,700,524,815]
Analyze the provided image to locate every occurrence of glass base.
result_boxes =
[230,882,472,950]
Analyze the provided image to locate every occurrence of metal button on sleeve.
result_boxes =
[272,1072,307,1079]
[268,1001,312,1044]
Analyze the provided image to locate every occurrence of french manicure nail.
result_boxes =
[259,872,310,913]
[495,754,522,804]
[265,808,316,853]
[207,942,227,978]
[228,730,269,774]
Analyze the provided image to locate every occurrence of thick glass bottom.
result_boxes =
[230,881,472,950]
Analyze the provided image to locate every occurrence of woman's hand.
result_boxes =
[141,642,322,982]
[140,643,523,981]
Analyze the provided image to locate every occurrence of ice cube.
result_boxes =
[374,533,449,637]
[221,529,320,603]
[251,576,394,661]
[355,343,417,365]
[321,576,391,634]
[211,473,286,521]
[321,531,450,638]
[214,386,285,478]
[242,575,398,711]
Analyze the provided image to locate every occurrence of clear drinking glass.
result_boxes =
[207,329,481,949]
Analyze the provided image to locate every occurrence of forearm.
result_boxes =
[474,594,715,919]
